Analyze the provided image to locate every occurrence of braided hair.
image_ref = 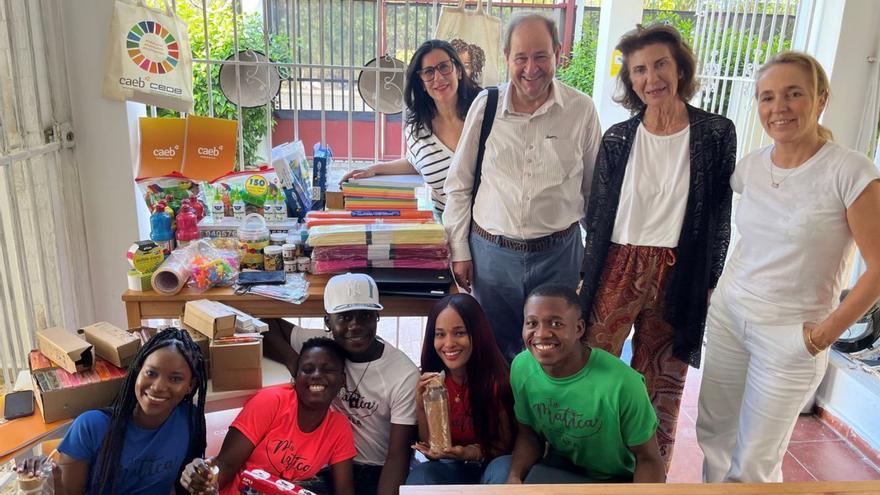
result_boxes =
[93,327,208,494]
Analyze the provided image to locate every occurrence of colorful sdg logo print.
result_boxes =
[127,21,179,74]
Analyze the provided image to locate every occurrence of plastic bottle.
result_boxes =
[175,199,200,248]
[273,189,287,222]
[238,213,270,270]
[422,373,451,454]
[189,193,205,219]
[210,187,225,221]
[263,190,275,220]
[232,188,246,220]
[150,205,175,257]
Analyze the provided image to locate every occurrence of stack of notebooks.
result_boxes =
[341,175,423,210]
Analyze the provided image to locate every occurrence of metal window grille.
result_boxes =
[170,1,575,172]
[687,0,809,159]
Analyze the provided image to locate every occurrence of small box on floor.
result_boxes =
[183,299,237,339]
[210,338,262,391]
[79,322,142,368]
[36,327,93,374]
[29,350,126,423]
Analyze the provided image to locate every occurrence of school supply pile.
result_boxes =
[28,339,127,423]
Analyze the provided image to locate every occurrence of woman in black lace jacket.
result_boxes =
[578,24,736,468]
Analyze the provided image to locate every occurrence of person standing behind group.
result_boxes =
[697,51,880,483]
[341,39,481,216]
[444,12,602,361]
[407,294,515,485]
[577,24,736,467]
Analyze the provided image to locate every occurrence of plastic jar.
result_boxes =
[238,213,270,270]
[296,256,311,273]
[264,245,283,271]
[282,243,297,261]
[284,260,297,273]
[270,233,287,246]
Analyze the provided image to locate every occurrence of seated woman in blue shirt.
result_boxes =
[19,328,208,494]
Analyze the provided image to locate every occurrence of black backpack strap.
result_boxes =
[472,86,498,205]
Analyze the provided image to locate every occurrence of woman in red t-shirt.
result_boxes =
[407,294,515,485]
[181,337,356,494]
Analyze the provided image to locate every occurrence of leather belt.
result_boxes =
[471,222,579,253]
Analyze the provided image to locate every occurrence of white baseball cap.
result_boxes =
[324,273,384,314]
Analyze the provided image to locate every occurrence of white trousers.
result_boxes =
[696,286,829,482]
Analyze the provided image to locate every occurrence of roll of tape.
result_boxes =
[128,241,164,273]
[127,269,153,291]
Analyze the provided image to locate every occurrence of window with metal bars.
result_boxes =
[153,1,577,172]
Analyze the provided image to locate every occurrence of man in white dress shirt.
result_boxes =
[443,13,602,360]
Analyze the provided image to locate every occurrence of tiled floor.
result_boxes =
[667,365,880,483]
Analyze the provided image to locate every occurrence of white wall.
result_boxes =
[796,0,880,453]
[592,0,643,130]
[61,0,142,327]
[797,0,880,150]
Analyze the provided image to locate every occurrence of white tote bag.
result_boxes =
[102,0,194,112]
[434,0,503,87]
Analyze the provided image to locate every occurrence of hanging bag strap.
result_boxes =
[471,86,498,215]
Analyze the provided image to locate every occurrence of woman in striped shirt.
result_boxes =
[341,40,481,216]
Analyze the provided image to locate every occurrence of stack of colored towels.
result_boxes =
[307,223,449,274]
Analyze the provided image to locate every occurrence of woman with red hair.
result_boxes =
[406,294,515,485]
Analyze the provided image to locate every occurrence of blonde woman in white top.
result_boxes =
[696,51,880,483]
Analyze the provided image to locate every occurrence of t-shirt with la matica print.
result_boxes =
[510,348,658,481]
[223,384,356,494]
[290,326,419,465]
[58,404,194,494]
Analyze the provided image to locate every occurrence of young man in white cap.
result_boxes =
[263,273,419,495]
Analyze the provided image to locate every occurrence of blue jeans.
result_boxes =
[406,459,483,485]
[480,455,598,484]
[470,226,583,361]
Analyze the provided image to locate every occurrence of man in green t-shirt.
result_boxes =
[481,284,666,484]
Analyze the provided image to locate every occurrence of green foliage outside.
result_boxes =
[558,12,599,96]
[157,1,292,167]
[558,9,791,114]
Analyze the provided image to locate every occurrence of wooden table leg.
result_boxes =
[125,301,142,329]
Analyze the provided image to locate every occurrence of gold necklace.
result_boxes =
[769,163,797,189]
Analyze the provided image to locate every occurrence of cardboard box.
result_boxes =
[184,300,237,339]
[324,185,344,211]
[80,322,142,368]
[180,322,211,378]
[29,350,126,423]
[127,326,159,344]
[36,327,93,374]
[210,339,262,391]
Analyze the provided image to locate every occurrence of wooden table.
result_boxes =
[0,395,70,464]
[122,274,443,327]
[400,481,880,494]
